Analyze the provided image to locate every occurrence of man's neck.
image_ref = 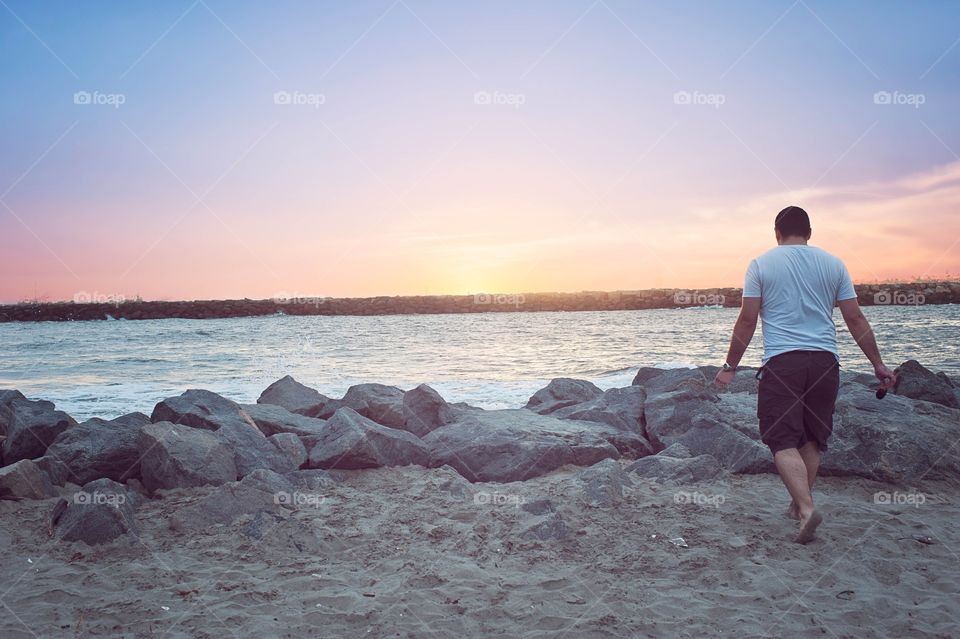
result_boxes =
[779,237,808,246]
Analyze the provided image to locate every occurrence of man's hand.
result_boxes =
[875,363,897,390]
[714,369,736,386]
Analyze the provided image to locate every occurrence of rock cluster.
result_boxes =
[1,359,957,545]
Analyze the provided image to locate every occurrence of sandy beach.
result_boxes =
[1,464,958,638]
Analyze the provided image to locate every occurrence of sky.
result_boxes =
[1,0,959,302]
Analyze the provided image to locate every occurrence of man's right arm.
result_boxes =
[837,298,897,389]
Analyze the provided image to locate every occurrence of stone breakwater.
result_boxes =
[0,359,957,546]
[2,280,958,322]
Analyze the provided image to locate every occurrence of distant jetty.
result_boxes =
[1,280,958,322]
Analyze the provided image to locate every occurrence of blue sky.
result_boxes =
[2,1,959,301]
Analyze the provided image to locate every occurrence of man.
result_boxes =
[714,206,897,544]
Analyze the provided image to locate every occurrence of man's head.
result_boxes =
[775,206,811,244]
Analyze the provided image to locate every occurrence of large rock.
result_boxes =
[820,382,960,482]
[307,407,432,470]
[524,378,603,415]
[137,422,237,493]
[339,383,406,429]
[257,376,340,418]
[55,478,139,545]
[2,398,77,463]
[625,453,723,483]
[893,360,960,409]
[150,389,253,431]
[423,409,619,483]
[268,433,308,469]
[401,384,458,437]
[643,387,773,474]
[169,469,295,533]
[0,389,27,436]
[632,366,758,395]
[42,412,150,486]
[214,421,298,478]
[241,403,328,452]
[550,386,646,433]
[0,459,56,500]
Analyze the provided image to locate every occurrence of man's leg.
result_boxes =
[786,441,822,519]
[774,447,823,543]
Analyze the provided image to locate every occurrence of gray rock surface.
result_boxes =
[625,453,723,484]
[214,421,298,478]
[268,432,308,469]
[402,384,458,437]
[307,407,432,470]
[137,422,238,493]
[42,412,150,485]
[340,383,407,429]
[423,409,619,483]
[893,360,960,409]
[0,459,56,500]
[524,378,603,415]
[150,389,253,431]
[578,458,631,507]
[169,469,295,533]
[257,375,340,418]
[1,398,77,464]
[55,478,139,545]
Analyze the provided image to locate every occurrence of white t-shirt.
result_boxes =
[743,245,857,364]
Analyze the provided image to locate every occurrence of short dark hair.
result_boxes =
[775,206,811,237]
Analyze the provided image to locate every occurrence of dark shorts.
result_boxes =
[757,350,840,454]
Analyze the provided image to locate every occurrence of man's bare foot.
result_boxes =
[794,509,823,544]
[784,501,800,520]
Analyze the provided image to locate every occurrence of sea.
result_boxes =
[1,305,957,422]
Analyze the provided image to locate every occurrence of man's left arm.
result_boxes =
[715,296,761,385]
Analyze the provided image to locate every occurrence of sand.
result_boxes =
[1,464,958,638]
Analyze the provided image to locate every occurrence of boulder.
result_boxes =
[0,389,27,436]
[632,366,758,395]
[55,478,139,545]
[550,386,646,433]
[423,409,619,483]
[2,398,77,463]
[137,422,238,493]
[893,360,960,409]
[307,407,432,470]
[169,469,294,533]
[42,412,150,486]
[214,421,298,478]
[241,403,327,438]
[578,458,631,508]
[0,459,56,500]
[625,453,723,483]
[524,378,602,415]
[339,383,406,429]
[257,375,340,418]
[150,389,254,431]
[268,433,308,469]
[402,384,458,437]
[820,382,960,482]
[643,387,773,473]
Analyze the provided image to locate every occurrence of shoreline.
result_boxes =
[2,280,958,322]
